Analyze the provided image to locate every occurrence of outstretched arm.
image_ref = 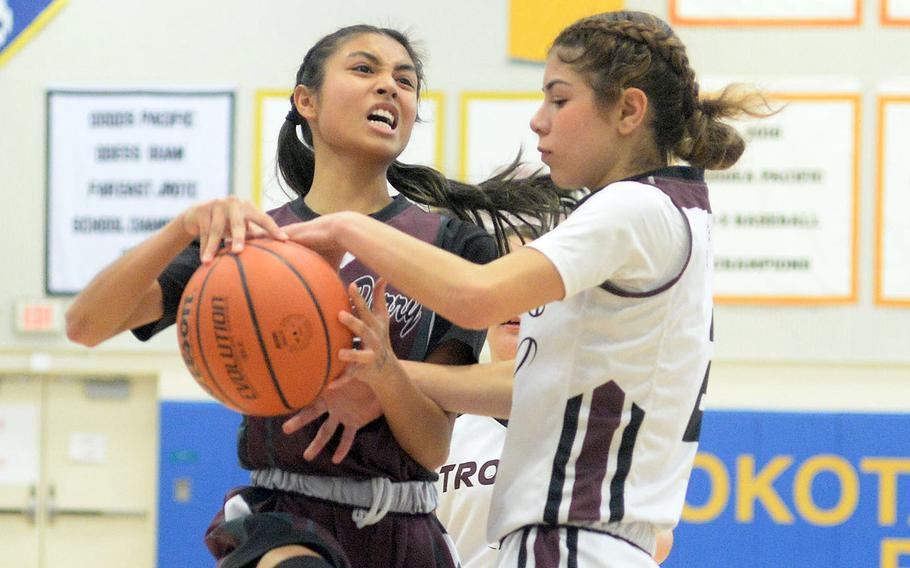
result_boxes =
[284,212,565,330]
[66,197,287,346]
[65,218,189,346]
[282,357,516,465]
[402,359,514,419]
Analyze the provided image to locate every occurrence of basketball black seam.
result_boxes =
[232,254,293,410]
[246,242,334,398]
[192,254,244,409]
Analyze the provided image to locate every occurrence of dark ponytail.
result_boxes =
[276,118,314,198]
[387,158,576,253]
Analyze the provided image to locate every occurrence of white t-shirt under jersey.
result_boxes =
[487,169,713,555]
[435,415,507,568]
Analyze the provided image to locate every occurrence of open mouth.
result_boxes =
[367,107,398,131]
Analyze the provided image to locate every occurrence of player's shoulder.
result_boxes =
[592,179,669,206]
[574,181,675,226]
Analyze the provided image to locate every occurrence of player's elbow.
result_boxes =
[444,282,501,330]
[416,440,451,472]
[65,308,104,347]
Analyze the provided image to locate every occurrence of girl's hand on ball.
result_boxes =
[281,376,382,464]
[180,197,288,263]
[283,213,352,271]
[280,279,396,464]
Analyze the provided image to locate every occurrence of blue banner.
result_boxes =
[665,411,910,568]
[0,0,67,66]
[158,401,248,568]
[152,405,910,567]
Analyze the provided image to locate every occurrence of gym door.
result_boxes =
[0,374,157,568]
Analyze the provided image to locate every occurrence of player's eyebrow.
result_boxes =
[347,51,417,74]
[543,79,571,92]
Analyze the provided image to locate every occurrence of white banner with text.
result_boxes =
[46,89,233,295]
[709,94,859,303]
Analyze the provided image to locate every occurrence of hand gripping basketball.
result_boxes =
[281,279,395,464]
[177,239,354,416]
[180,197,288,264]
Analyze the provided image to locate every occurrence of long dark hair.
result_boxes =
[552,11,774,170]
[275,25,574,254]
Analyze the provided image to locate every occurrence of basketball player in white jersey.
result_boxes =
[434,235,674,567]
[285,10,772,567]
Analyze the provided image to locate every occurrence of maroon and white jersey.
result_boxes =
[488,167,713,550]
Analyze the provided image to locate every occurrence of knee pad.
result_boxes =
[220,513,348,568]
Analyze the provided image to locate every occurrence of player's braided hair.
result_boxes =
[552,11,773,170]
[276,25,575,255]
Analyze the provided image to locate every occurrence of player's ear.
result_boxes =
[294,84,318,121]
[617,87,648,135]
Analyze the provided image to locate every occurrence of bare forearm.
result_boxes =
[331,214,566,329]
[335,216,500,329]
[286,213,565,329]
[403,360,514,419]
[66,218,192,346]
[369,360,454,470]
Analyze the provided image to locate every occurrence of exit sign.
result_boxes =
[15,299,62,333]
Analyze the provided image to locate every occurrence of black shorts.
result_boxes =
[205,486,458,568]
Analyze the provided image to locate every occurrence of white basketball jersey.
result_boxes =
[435,415,507,568]
[487,168,713,551]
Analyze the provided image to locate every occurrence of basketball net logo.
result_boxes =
[514,337,538,374]
[0,1,13,48]
[528,305,546,318]
[352,275,423,338]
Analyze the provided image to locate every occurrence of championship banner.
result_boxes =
[508,0,624,62]
[46,89,234,295]
[876,95,910,306]
[670,0,861,26]
[460,92,544,182]
[882,0,910,24]
[709,93,860,304]
[0,0,67,67]
[665,411,910,568]
[253,90,444,211]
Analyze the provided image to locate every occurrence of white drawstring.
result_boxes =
[351,477,394,529]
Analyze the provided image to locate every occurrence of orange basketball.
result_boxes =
[177,239,353,416]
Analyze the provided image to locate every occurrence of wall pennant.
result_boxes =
[0,0,67,67]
